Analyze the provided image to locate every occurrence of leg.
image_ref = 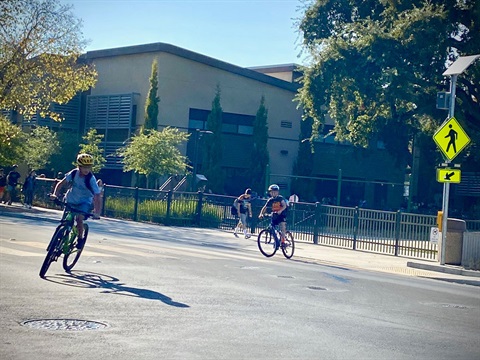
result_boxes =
[76,214,85,240]
[279,221,287,242]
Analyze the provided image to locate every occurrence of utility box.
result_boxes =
[442,218,467,265]
[437,92,451,110]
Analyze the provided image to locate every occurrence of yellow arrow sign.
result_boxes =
[436,168,461,183]
[433,117,471,161]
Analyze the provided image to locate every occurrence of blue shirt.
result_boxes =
[64,169,100,205]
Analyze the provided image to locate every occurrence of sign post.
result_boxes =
[435,55,478,264]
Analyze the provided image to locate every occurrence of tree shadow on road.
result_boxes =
[45,270,190,308]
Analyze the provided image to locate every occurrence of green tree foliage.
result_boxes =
[0,0,97,121]
[48,130,80,175]
[296,0,480,166]
[78,129,106,173]
[202,85,224,193]
[117,127,189,188]
[23,126,59,170]
[142,59,159,133]
[0,115,25,166]
[291,116,315,202]
[248,95,270,195]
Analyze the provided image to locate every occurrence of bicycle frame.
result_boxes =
[257,213,294,259]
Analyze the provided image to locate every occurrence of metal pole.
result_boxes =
[336,168,342,206]
[192,129,199,191]
[440,74,457,265]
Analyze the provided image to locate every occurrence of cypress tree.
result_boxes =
[142,59,159,133]
[202,85,224,193]
[249,95,269,196]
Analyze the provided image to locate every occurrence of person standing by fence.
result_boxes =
[0,169,6,203]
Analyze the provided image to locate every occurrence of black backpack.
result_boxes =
[230,202,238,216]
[71,169,94,194]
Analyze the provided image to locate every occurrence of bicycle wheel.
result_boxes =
[40,226,67,278]
[257,229,277,257]
[281,231,295,259]
[63,224,88,272]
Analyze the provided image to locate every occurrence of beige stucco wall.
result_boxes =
[89,50,301,186]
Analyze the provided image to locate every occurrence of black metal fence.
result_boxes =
[30,178,479,260]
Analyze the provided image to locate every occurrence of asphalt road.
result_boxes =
[1,214,479,360]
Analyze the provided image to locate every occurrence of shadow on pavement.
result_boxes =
[45,270,190,307]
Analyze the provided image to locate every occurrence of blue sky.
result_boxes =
[61,0,309,68]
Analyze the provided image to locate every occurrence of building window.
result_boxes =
[189,108,254,135]
[281,121,292,128]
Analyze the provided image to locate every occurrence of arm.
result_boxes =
[247,202,252,217]
[52,178,67,198]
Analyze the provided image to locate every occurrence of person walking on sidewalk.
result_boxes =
[4,165,21,205]
[233,188,253,238]
[22,170,36,208]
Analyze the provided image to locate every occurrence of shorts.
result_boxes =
[272,213,287,226]
[68,202,92,214]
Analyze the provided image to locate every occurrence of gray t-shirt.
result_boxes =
[64,169,100,205]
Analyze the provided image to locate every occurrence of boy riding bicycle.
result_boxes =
[258,184,288,243]
[50,153,101,248]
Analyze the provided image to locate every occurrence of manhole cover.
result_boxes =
[22,319,108,331]
[308,286,327,291]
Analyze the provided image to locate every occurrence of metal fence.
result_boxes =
[30,178,480,261]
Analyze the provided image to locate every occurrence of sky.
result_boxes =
[60,0,309,68]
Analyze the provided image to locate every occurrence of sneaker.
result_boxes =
[245,234,251,239]
[76,236,86,249]
[233,232,239,238]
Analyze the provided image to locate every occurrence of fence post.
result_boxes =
[394,210,401,256]
[166,190,173,225]
[313,202,321,244]
[133,187,139,222]
[196,191,203,225]
[353,206,359,250]
[101,184,107,217]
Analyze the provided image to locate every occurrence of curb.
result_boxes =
[407,261,480,278]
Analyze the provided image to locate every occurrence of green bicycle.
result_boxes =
[39,199,94,278]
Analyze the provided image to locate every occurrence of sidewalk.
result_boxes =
[2,202,479,286]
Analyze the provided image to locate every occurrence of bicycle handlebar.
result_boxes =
[50,195,98,219]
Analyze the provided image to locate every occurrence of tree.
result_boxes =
[78,129,106,173]
[48,130,80,175]
[296,0,480,166]
[291,116,315,202]
[202,85,224,193]
[248,95,269,196]
[142,59,159,133]
[23,126,59,170]
[117,127,189,188]
[0,115,25,166]
[0,0,97,121]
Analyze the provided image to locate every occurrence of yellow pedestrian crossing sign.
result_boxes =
[433,117,471,161]
[436,168,461,183]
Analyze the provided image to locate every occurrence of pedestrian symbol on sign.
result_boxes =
[433,117,470,161]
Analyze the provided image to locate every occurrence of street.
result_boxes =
[1,213,479,360]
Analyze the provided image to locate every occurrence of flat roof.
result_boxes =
[82,42,300,92]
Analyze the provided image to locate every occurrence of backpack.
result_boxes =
[230,202,238,216]
[71,169,94,194]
